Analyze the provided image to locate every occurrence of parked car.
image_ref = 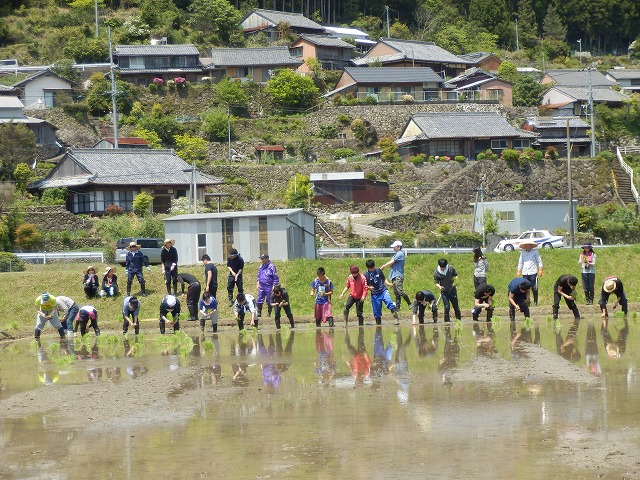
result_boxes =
[493,230,565,253]
[115,237,164,266]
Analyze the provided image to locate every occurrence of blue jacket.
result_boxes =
[126,250,148,272]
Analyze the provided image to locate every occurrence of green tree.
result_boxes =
[187,0,243,45]
[174,134,208,167]
[264,68,320,113]
[40,187,68,206]
[378,137,401,162]
[15,223,42,251]
[351,16,383,40]
[483,209,499,234]
[516,0,539,49]
[542,3,567,41]
[389,21,412,39]
[469,0,513,47]
[497,60,518,83]
[86,78,135,116]
[140,0,181,30]
[50,58,80,83]
[136,115,183,144]
[133,192,154,217]
[512,74,546,106]
[13,163,31,192]
[131,128,164,149]
[284,174,312,208]
[0,124,37,181]
[214,77,249,115]
[201,108,235,142]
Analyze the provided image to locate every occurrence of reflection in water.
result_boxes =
[315,329,336,386]
[231,332,255,387]
[473,322,497,357]
[258,331,295,393]
[555,318,581,363]
[510,320,541,359]
[414,324,438,358]
[602,316,629,359]
[372,326,393,380]
[344,327,371,388]
[439,325,460,373]
[585,322,601,376]
[394,327,412,405]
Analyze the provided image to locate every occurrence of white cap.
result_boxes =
[390,240,403,248]
[166,295,177,307]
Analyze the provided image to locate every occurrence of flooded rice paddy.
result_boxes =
[1,316,639,479]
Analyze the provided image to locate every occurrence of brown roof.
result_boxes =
[256,145,285,151]
[104,137,150,145]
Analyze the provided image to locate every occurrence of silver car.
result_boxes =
[115,237,164,266]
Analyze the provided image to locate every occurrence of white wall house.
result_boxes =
[164,208,316,265]
[472,200,578,235]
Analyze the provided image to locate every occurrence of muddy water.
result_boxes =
[1,317,639,479]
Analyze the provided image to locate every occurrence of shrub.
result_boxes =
[364,172,377,180]
[502,149,520,162]
[545,146,559,160]
[513,183,524,193]
[378,137,400,162]
[133,192,154,217]
[351,118,377,145]
[105,203,125,216]
[401,94,414,103]
[202,108,235,142]
[546,191,555,199]
[409,154,426,166]
[0,252,25,272]
[333,147,357,159]
[15,223,42,251]
[337,113,351,124]
[484,149,498,160]
[318,124,338,139]
[362,95,378,104]
[148,83,159,93]
[40,187,67,206]
[477,153,486,160]
[454,155,465,163]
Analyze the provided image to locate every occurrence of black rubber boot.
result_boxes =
[403,294,411,306]
[34,328,41,339]
[344,313,349,325]
[288,317,295,328]
[160,320,166,334]
[552,305,559,320]
[253,319,259,329]
[315,319,321,327]
[141,282,146,297]
[571,305,581,319]
[200,319,206,331]
[166,283,171,295]
[392,309,400,325]
[275,317,281,329]
[126,283,132,297]
[433,312,438,323]
[94,326,101,336]
[328,316,334,327]
[267,305,272,316]
[375,316,382,325]
[358,315,364,326]
[212,323,217,333]
[444,312,450,323]
[257,303,263,318]
[533,290,539,306]
[58,327,65,338]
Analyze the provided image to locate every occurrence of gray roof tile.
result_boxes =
[544,69,615,87]
[552,86,628,102]
[246,9,324,30]
[407,112,537,139]
[343,66,443,84]
[206,47,302,67]
[355,39,472,66]
[33,149,222,189]
[296,34,355,49]
[606,69,640,80]
[115,44,200,56]
[526,116,589,129]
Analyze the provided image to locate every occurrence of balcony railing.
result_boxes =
[354,89,502,103]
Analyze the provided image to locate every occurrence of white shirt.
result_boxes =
[517,249,542,275]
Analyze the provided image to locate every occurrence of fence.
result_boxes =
[616,146,640,212]
[14,251,105,265]
[317,247,472,258]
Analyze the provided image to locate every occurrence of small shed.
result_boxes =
[472,199,578,235]
[310,172,390,205]
[255,145,285,162]
[163,208,316,265]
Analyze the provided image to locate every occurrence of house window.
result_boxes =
[499,210,515,221]
[95,190,135,212]
[630,79,640,86]
[72,192,95,214]
[233,66,252,78]
[129,57,145,69]
[290,47,303,57]
[222,218,234,256]
[152,196,172,214]
[259,217,268,254]
[513,139,530,150]
[197,233,207,262]
[44,91,54,108]
[491,139,508,150]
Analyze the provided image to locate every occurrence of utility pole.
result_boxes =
[566,118,575,248]
[588,65,596,157]
[94,0,99,38]
[577,39,582,65]
[385,5,390,38]
[227,107,231,162]
[108,27,118,148]
[515,18,519,50]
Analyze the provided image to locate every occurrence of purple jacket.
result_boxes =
[257,262,279,287]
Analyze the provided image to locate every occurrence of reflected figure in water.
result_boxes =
[599,276,628,318]
[552,274,581,320]
[315,328,336,386]
[231,332,255,387]
[372,326,393,378]
[585,322,601,376]
[510,320,541,358]
[36,338,60,386]
[601,316,628,359]
[555,318,581,363]
[345,327,371,387]
[258,332,295,392]
[394,327,412,405]
[438,325,460,374]
[474,322,497,357]
[413,324,439,358]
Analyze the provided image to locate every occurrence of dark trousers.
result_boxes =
[164,267,178,294]
[186,281,201,319]
[416,302,438,324]
[206,283,218,299]
[472,306,494,322]
[123,316,139,335]
[582,273,595,303]
[344,295,365,324]
[236,311,257,330]
[76,318,100,336]
[84,284,98,298]
[227,274,243,300]
[62,304,79,331]
[553,291,580,320]
[273,304,294,329]
[509,300,530,321]
[441,287,461,321]
[159,314,180,334]
[127,271,145,295]
[599,290,628,317]
[523,274,538,303]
